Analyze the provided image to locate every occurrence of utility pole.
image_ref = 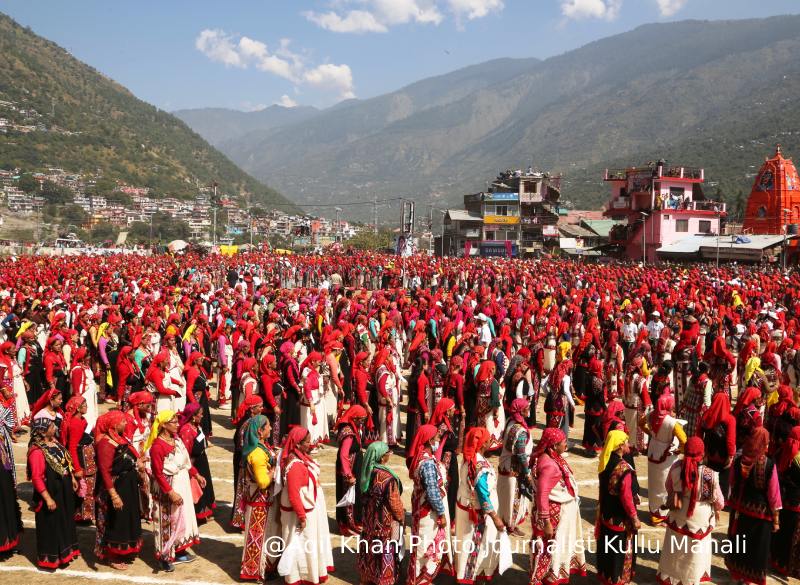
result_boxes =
[335,207,342,242]
[429,204,434,255]
[149,212,153,249]
[373,195,378,235]
[212,182,218,247]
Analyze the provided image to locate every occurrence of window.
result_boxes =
[663,215,670,221]
[698,220,711,234]
[676,219,689,232]
[485,231,496,241]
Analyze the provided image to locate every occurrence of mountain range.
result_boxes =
[177,15,800,221]
[0,13,297,212]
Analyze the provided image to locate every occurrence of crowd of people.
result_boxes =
[0,250,798,585]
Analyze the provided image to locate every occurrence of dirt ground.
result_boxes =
[2,389,791,585]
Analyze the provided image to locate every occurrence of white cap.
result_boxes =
[652,311,661,317]
[477,313,488,321]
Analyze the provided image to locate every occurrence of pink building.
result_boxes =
[603,160,726,262]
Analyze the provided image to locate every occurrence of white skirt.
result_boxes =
[280,491,334,584]
[301,400,329,445]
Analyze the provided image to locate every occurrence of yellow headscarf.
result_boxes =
[144,409,176,452]
[641,356,651,378]
[98,322,110,339]
[557,341,572,363]
[15,320,34,339]
[182,323,197,342]
[599,430,629,473]
[743,357,763,385]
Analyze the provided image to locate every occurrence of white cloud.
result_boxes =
[560,0,622,20]
[656,0,687,16]
[446,0,504,20]
[195,29,245,67]
[304,0,504,33]
[303,64,356,100]
[275,94,298,108]
[303,9,388,33]
[195,29,355,100]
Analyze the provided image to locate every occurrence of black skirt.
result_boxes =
[35,464,80,568]
[335,442,363,528]
[596,524,636,585]
[95,444,142,558]
[191,435,216,520]
[772,507,800,577]
[726,511,771,584]
[0,465,22,552]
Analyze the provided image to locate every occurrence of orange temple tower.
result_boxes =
[743,145,800,234]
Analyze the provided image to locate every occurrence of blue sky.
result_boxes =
[2,0,799,112]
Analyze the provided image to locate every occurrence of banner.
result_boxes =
[484,215,520,225]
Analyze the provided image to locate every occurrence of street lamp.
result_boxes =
[639,211,649,265]
[783,208,791,271]
[335,207,342,242]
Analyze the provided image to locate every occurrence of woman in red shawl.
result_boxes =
[699,392,736,497]
[61,395,96,523]
[146,351,180,414]
[657,436,724,585]
[334,404,367,535]
[604,331,625,400]
[259,353,282,445]
[406,424,451,585]
[767,385,798,456]
[94,410,144,569]
[278,427,334,585]
[454,427,504,583]
[429,397,460,520]
[733,386,763,450]
[773,425,800,577]
[116,346,144,410]
[726,427,782,585]
[582,355,607,454]
[43,336,69,398]
[641,394,686,524]
[475,360,503,452]
[178,402,215,521]
[529,427,586,585]
[498,398,533,535]
[183,352,211,438]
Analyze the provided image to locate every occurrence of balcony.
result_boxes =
[661,166,703,180]
[604,169,628,181]
[661,200,726,213]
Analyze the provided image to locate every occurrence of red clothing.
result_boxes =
[27,447,49,494]
[64,416,88,474]
[285,461,311,521]
[447,373,465,409]
[303,369,320,401]
[147,368,177,397]
[43,351,65,386]
[261,370,280,410]
[414,372,430,415]
[70,366,87,398]
[149,437,176,493]
[338,436,354,477]
[95,438,116,490]
[353,368,370,405]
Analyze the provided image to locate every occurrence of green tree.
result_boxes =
[128,212,189,244]
[17,173,38,193]
[41,180,73,204]
[89,221,118,243]
[61,204,89,227]
[345,229,394,251]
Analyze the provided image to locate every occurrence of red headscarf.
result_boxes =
[777,426,800,473]
[300,351,323,372]
[95,410,135,454]
[428,397,455,433]
[771,385,796,418]
[733,387,761,416]
[281,426,312,467]
[335,404,367,445]
[602,400,626,437]
[740,426,769,479]
[700,392,731,430]
[650,394,675,435]
[530,427,574,496]
[682,436,705,518]
[509,397,530,429]
[60,395,86,446]
[406,423,438,472]
[475,360,495,384]
[462,427,490,482]
[30,388,62,419]
[234,393,264,425]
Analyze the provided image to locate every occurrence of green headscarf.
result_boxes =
[242,415,269,460]
[359,441,401,495]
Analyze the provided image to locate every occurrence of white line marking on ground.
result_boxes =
[0,565,231,585]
